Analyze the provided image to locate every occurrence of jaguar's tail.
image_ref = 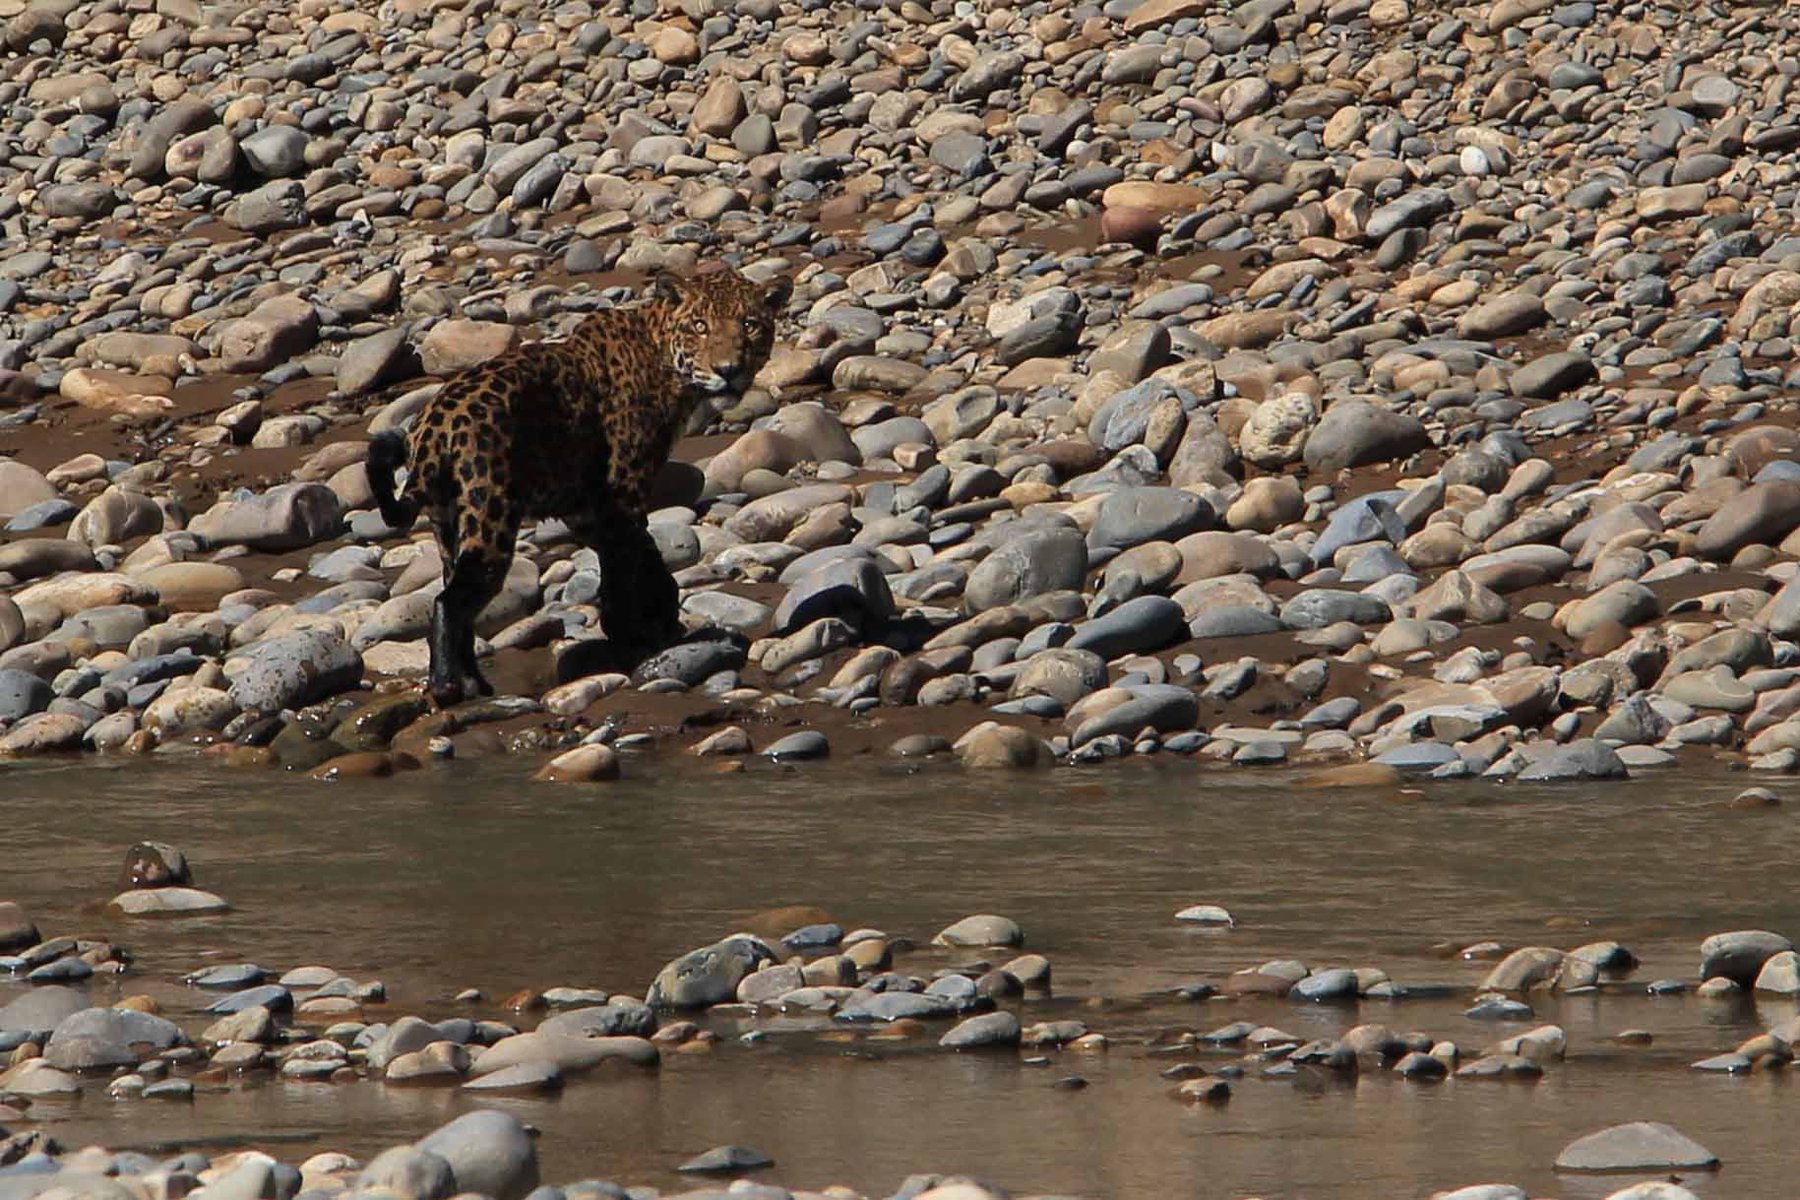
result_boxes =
[367,429,420,532]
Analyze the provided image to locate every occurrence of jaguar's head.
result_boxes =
[648,266,792,398]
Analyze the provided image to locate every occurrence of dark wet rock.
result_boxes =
[204,984,293,1015]
[0,669,52,721]
[763,730,829,761]
[772,555,894,635]
[121,842,191,889]
[1392,1051,1448,1080]
[632,637,747,686]
[0,901,38,953]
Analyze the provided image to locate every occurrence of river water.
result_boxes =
[2,754,1794,1198]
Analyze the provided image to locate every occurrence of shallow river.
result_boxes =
[2,754,1795,1198]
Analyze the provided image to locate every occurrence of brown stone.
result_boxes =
[1303,763,1404,788]
[1101,181,1208,213]
[310,751,397,781]
[1099,205,1161,248]
[121,842,191,890]
[1122,0,1207,31]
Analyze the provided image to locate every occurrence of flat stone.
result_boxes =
[1517,739,1627,782]
[1554,1122,1719,1174]
[109,887,231,916]
[935,914,1023,948]
[677,1145,773,1175]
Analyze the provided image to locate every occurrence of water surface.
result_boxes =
[2,755,1793,1198]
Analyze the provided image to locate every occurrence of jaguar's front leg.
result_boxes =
[584,492,682,664]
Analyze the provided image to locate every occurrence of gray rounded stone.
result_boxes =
[964,524,1088,613]
[414,1109,540,1200]
[1554,1122,1718,1174]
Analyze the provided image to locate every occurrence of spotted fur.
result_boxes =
[368,266,792,708]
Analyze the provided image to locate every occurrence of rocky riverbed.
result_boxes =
[2,770,1794,1200]
[4,0,1800,781]
[5,0,1800,1191]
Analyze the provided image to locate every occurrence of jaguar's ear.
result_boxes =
[764,274,793,312]
[648,271,683,304]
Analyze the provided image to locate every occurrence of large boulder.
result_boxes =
[1302,400,1431,473]
[224,627,363,713]
[1699,930,1794,987]
[43,1007,186,1070]
[772,553,894,635]
[216,295,320,374]
[0,985,88,1037]
[1695,481,1800,560]
[1517,738,1628,782]
[1553,1122,1718,1173]
[1085,486,1213,552]
[414,1110,539,1200]
[647,936,777,1009]
[189,482,344,551]
[964,524,1087,613]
